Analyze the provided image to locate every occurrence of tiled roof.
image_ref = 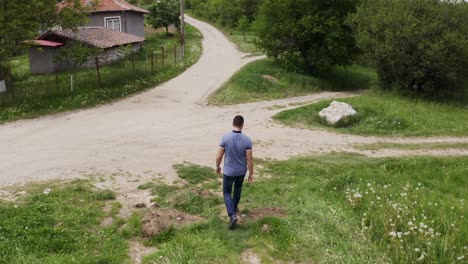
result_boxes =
[39,27,144,49]
[28,40,65,47]
[58,0,149,14]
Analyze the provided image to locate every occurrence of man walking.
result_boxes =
[216,115,254,230]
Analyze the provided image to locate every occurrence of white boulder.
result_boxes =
[319,101,357,125]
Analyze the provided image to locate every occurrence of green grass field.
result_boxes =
[139,155,467,263]
[0,24,202,124]
[274,91,468,137]
[1,156,466,263]
[209,59,376,105]
[0,180,127,263]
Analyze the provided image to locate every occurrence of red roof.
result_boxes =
[28,40,65,47]
[58,0,149,14]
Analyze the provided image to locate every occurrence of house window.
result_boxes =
[105,17,121,32]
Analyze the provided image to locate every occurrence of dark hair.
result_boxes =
[233,115,244,127]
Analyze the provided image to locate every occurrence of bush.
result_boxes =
[349,0,468,99]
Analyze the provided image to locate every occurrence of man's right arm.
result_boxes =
[246,149,254,182]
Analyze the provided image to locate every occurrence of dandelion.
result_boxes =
[415,248,420,252]
[408,221,413,226]
[389,231,396,238]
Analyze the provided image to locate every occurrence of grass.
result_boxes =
[354,142,468,151]
[186,11,260,54]
[0,24,202,124]
[0,180,128,263]
[209,59,377,105]
[138,167,222,218]
[2,155,466,263]
[173,163,218,184]
[141,155,467,263]
[274,91,468,137]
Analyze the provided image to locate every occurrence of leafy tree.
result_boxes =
[237,15,250,41]
[348,0,468,98]
[253,0,358,73]
[148,0,180,32]
[0,0,87,84]
[55,42,101,70]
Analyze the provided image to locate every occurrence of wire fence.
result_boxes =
[0,42,186,107]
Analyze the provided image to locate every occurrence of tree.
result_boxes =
[237,15,250,41]
[148,0,180,33]
[55,42,101,70]
[55,41,101,91]
[349,0,468,98]
[0,0,87,89]
[253,0,358,73]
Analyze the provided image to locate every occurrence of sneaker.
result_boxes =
[228,216,238,230]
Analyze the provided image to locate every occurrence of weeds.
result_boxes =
[173,163,218,185]
[0,180,127,263]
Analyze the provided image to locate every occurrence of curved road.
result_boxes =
[1,16,467,188]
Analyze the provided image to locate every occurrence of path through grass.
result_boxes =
[139,156,467,263]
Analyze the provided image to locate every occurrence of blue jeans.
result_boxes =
[223,175,245,217]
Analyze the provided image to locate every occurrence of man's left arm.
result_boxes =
[216,147,225,174]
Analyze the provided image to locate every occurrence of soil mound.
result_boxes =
[142,208,202,237]
[248,207,286,220]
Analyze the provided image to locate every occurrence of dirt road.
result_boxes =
[1,16,467,188]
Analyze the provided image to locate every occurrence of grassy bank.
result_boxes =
[0,24,202,124]
[354,142,468,151]
[274,92,468,137]
[138,155,467,263]
[0,180,126,263]
[209,59,376,105]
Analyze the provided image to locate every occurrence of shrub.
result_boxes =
[349,0,468,99]
[253,0,358,73]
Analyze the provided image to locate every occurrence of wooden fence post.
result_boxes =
[95,57,102,87]
[54,65,59,93]
[151,51,154,74]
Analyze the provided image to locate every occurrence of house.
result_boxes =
[29,27,144,74]
[28,0,149,74]
[58,0,149,38]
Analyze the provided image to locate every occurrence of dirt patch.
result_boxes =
[142,208,202,237]
[262,75,280,84]
[241,249,262,264]
[100,217,113,227]
[248,207,286,220]
[128,240,157,264]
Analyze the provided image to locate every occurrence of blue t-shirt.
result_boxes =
[219,130,252,177]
